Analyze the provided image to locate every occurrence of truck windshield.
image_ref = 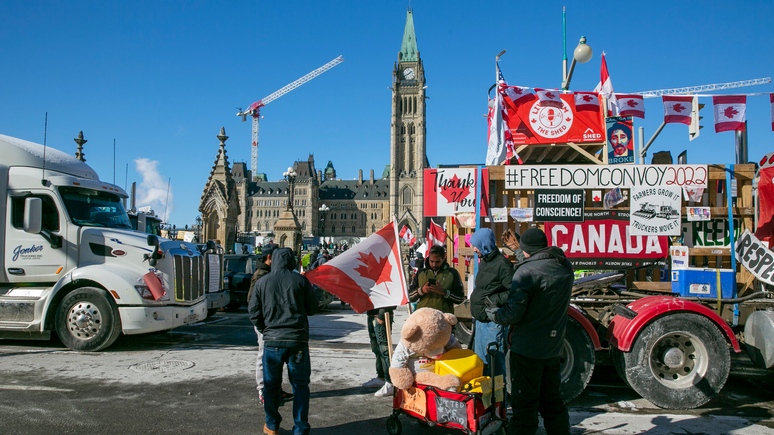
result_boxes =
[59,187,132,229]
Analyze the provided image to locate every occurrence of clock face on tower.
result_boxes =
[403,67,415,80]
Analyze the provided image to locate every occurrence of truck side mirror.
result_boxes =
[23,197,42,234]
[145,234,162,267]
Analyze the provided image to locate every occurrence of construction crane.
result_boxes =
[237,55,344,177]
[632,77,770,98]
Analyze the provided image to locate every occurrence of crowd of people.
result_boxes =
[246,226,573,435]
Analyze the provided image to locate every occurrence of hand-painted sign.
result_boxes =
[423,168,488,217]
[736,230,774,285]
[503,93,605,145]
[504,165,708,190]
[545,210,668,270]
[434,396,468,426]
[629,186,682,236]
[681,218,742,248]
[534,189,585,222]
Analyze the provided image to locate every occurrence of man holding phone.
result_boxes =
[408,245,465,314]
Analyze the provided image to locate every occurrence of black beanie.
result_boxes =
[520,228,548,255]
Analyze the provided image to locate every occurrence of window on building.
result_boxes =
[331,226,335,234]
[352,225,356,233]
[341,225,345,233]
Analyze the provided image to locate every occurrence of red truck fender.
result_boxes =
[568,305,603,351]
[607,295,741,353]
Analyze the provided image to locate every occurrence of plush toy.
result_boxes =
[389,308,463,391]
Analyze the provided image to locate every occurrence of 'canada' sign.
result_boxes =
[503,93,604,145]
[545,210,668,270]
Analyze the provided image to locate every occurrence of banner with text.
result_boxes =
[503,93,605,145]
[423,168,489,217]
[681,218,743,249]
[736,230,774,285]
[504,165,708,190]
[534,189,585,222]
[545,210,668,270]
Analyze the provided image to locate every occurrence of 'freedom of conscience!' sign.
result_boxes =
[505,165,708,189]
[534,189,584,222]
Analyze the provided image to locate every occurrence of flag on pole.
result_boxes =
[713,95,746,132]
[535,89,563,108]
[305,222,409,313]
[663,96,693,125]
[427,219,447,247]
[574,92,600,112]
[486,63,519,165]
[616,94,645,118]
[399,225,417,246]
[596,53,618,116]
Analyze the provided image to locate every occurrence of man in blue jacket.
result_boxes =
[249,247,319,435]
[488,228,573,435]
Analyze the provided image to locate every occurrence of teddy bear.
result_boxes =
[389,307,463,391]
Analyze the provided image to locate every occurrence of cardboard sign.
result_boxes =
[534,189,585,222]
[606,116,635,164]
[504,165,708,190]
[736,230,774,285]
[503,93,605,145]
[629,186,682,236]
[424,168,489,217]
[434,396,468,426]
[681,218,742,248]
[400,387,427,417]
[545,210,668,270]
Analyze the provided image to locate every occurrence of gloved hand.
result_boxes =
[485,307,499,323]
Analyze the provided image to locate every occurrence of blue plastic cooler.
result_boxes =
[670,268,736,299]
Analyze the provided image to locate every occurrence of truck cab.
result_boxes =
[0,134,208,351]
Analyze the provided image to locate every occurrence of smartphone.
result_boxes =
[428,278,436,285]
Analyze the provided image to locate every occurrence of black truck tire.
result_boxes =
[560,317,596,403]
[622,312,730,409]
[55,287,122,352]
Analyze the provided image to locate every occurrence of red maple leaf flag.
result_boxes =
[616,94,645,118]
[713,95,746,132]
[535,88,563,108]
[595,53,619,116]
[427,219,447,247]
[574,92,600,112]
[305,222,408,313]
[663,96,693,125]
[502,85,533,108]
[399,225,417,246]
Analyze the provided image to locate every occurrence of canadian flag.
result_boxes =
[770,94,773,131]
[305,222,409,313]
[487,64,517,166]
[595,53,619,116]
[662,96,693,125]
[399,225,417,246]
[427,219,447,247]
[713,95,746,133]
[502,85,533,108]
[574,92,600,112]
[535,88,563,108]
[616,94,645,118]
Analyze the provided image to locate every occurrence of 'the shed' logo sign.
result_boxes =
[529,99,573,139]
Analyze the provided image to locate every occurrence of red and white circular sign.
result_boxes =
[529,100,573,139]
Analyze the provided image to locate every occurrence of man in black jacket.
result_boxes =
[489,228,573,435]
[249,248,319,435]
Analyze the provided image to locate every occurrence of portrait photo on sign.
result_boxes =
[606,116,634,164]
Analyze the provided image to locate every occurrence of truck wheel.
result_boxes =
[622,313,730,409]
[610,348,631,388]
[454,320,473,347]
[55,287,121,352]
[560,317,595,403]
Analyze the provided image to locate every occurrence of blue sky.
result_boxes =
[1,1,772,226]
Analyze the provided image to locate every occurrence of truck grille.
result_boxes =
[173,254,205,302]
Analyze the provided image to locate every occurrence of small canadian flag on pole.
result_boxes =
[399,225,417,246]
[713,95,746,132]
[427,219,447,247]
[663,96,693,125]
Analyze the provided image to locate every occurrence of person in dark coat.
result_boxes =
[249,248,319,435]
[489,228,574,435]
[469,228,512,379]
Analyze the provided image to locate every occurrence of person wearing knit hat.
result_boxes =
[469,228,513,382]
[487,227,574,435]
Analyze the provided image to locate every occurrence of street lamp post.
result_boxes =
[318,204,329,241]
[195,215,202,243]
[283,166,297,211]
[562,36,592,90]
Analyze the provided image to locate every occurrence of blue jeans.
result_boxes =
[474,320,506,379]
[263,346,311,435]
[367,316,392,382]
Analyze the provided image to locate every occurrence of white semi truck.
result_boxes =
[0,134,209,351]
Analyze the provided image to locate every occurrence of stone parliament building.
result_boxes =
[199,10,428,248]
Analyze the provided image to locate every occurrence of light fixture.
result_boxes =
[562,36,592,90]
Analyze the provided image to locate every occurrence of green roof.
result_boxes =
[399,10,418,62]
